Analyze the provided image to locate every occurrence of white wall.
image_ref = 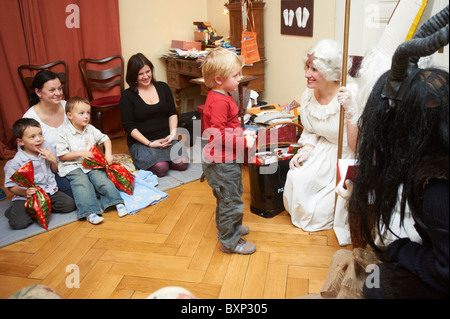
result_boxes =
[119,0,207,84]
[119,0,338,105]
[262,0,337,104]
[119,0,448,106]
[335,0,449,69]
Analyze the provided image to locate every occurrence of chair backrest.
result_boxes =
[18,60,69,100]
[78,55,124,101]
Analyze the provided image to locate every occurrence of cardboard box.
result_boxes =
[194,31,209,42]
[171,40,202,51]
[193,21,212,29]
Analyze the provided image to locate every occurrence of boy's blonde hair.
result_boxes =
[201,47,243,89]
[65,96,90,114]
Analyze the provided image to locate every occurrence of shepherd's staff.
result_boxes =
[335,0,351,205]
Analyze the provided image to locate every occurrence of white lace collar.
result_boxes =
[302,89,340,120]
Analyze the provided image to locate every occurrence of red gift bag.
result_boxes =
[10,161,52,230]
[82,146,135,195]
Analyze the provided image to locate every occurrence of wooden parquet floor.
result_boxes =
[0,137,349,299]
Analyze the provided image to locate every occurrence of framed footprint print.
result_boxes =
[281,0,314,37]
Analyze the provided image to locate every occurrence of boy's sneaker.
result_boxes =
[220,238,256,255]
[116,204,128,217]
[217,225,250,238]
[87,213,104,225]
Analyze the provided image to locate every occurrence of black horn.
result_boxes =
[413,5,449,40]
[382,6,449,101]
[410,5,449,65]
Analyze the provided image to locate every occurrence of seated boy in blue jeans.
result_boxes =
[200,47,257,255]
[56,97,128,225]
[4,118,76,229]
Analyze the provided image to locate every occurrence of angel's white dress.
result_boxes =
[283,88,353,233]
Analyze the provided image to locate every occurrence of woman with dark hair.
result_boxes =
[22,70,73,198]
[119,53,189,177]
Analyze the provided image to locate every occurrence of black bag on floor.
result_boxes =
[178,111,201,146]
[248,158,290,218]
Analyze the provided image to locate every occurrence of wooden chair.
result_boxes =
[78,55,124,133]
[18,60,69,100]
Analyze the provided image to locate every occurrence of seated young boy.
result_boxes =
[56,97,128,225]
[3,118,76,229]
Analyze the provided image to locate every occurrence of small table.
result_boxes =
[190,75,258,127]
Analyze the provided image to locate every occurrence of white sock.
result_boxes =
[283,9,289,26]
[87,213,104,225]
[288,9,295,27]
[296,7,302,28]
[302,7,310,28]
[116,204,128,217]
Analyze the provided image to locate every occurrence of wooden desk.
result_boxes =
[162,56,264,115]
[190,75,258,128]
[162,57,202,114]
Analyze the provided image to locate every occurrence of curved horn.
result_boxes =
[382,24,449,100]
[413,5,449,40]
[410,5,449,65]
[391,25,449,82]
[391,6,449,82]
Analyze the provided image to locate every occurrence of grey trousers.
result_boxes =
[202,162,244,249]
[5,191,76,230]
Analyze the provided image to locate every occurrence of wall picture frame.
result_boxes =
[281,0,314,37]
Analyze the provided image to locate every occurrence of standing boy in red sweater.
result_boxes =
[201,47,257,255]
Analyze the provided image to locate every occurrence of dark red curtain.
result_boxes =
[0,0,123,160]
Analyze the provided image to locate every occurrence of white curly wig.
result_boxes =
[306,39,351,82]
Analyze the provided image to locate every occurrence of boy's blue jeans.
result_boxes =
[65,168,124,219]
[202,162,244,249]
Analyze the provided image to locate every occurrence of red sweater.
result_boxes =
[202,91,246,163]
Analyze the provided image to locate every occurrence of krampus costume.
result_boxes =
[350,6,449,299]
[309,5,449,299]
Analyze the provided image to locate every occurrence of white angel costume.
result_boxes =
[283,88,353,232]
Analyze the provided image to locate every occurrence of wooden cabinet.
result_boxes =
[163,1,266,113]
[226,1,265,59]
[242,60,264,93]
[226,1,265,92]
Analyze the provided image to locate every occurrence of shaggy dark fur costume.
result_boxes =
[364,262,446,299]
[365,154,449,299]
